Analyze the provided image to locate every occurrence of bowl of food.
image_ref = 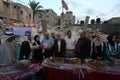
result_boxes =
[15,60,31,70]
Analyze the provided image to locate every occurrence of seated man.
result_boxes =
[0,32,17,66]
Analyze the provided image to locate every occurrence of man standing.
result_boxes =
[42,32,54,58]
[51,32,56,40]
[117,36,120,58]
[75,31,91,60]
[53,33,66,57]
[65,30,77,58]
[51,32,56,55]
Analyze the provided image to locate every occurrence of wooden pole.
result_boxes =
[41,20,47,37]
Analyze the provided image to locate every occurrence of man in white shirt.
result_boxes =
[64,30,77,58]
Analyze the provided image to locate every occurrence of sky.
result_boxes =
[12,0,120,21]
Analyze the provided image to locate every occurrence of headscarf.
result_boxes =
[0,31,15,44]
[94,34,104,52]
[34,35,40,45]
[107,35,114,46]
[95,34,103,46]
[107,35,117,53]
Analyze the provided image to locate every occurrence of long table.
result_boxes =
[84,65,120,80]
[42,59,120,80]
[0,64,42,80]
[43,66,81,80]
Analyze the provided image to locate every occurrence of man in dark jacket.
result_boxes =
[53,33,66,57]
[76,31,91,60]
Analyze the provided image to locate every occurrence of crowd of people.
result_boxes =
[0,30,120,66]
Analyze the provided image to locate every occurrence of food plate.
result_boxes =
[68,58,81,65]
[87,60,105,70]
[54,57,64,63]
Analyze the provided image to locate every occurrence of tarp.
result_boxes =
[9,27,31,36]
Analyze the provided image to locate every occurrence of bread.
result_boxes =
[68,58,81,64]
[88,60,103,68]
[54,57,64,63]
